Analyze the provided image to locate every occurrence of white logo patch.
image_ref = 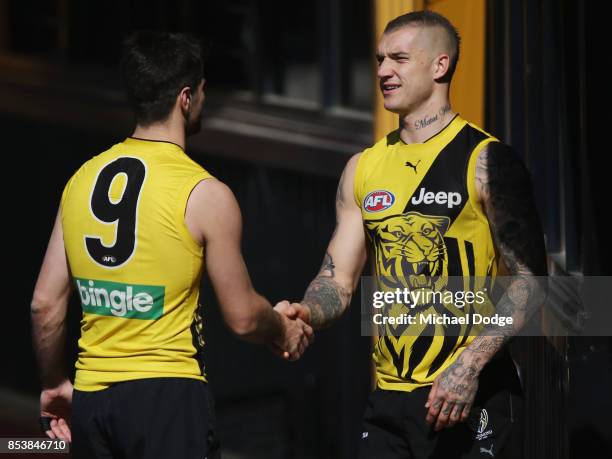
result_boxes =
[474,408,493,440]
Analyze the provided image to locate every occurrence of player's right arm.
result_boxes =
[31,208,73,442]
[291,154,367,329]
[185,178,312,359]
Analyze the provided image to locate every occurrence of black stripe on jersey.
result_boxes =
[444,236,463,294]
[465,240,475,291]
[485,260,495,296]
[427,334,461,378]
[452,242,479,354]
[485,255,504,306]
[444,237,463,276]
[403,124,489,228]
[384,336,406,379]
[405,323,435,382]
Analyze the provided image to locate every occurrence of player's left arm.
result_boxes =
[31,208,74,441]
[426,142,548,431]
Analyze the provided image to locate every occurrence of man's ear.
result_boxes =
[179,86,192,112]
[432,54,450,81]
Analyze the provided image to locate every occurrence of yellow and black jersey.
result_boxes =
[354,115,500,392]
[61,137,212,391]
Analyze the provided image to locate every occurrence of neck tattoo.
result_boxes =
[413,105,452,130]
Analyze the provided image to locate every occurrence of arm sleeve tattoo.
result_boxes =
[469,142,549,356]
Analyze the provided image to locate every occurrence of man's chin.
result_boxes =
[383,101,406,115]
[383,97,406,115]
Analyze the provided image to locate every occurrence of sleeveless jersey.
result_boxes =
[61,137,212,391]
[354,115,500,392]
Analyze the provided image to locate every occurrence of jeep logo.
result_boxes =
[411,187,462,209]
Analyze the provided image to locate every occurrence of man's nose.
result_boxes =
[377,59,393,79]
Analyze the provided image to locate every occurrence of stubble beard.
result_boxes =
[185,108,203,137]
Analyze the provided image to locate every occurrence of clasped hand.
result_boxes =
[271,301,314,361]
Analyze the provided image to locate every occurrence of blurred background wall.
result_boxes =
[0,1,609,458]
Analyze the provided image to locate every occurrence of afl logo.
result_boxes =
[364,190,395,213]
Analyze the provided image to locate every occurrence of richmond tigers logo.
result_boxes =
[365,212,450,313]
[366,211,464,379]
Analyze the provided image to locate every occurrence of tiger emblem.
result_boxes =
[366,212,450,313]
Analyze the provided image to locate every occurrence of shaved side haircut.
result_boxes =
[385,10,461,83]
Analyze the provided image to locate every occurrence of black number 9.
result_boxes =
[85,157,146,267]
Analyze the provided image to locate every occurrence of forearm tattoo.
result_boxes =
[470,142,549,357]
[302,252,350,328]
[319,253,336,278]
[438,352,481,398]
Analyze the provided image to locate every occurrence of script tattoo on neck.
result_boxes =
[414,105,452,130]
[438,104,451,117]
[414,114,438,130]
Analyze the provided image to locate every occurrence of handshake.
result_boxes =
[271,300,314,362]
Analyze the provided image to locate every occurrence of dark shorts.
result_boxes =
[359,354,524,459]
[71,377,220,459]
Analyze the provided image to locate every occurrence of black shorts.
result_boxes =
[359,354,524,459]
[71,377,220,459]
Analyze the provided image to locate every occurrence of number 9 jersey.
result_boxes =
[61,138,213,391]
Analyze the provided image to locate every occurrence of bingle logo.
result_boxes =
[75,278,165,320]
[364,190,395,213]
[411,187,462,209]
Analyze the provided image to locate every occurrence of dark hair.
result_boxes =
[385,10,460,83]
[120,31,205,125]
